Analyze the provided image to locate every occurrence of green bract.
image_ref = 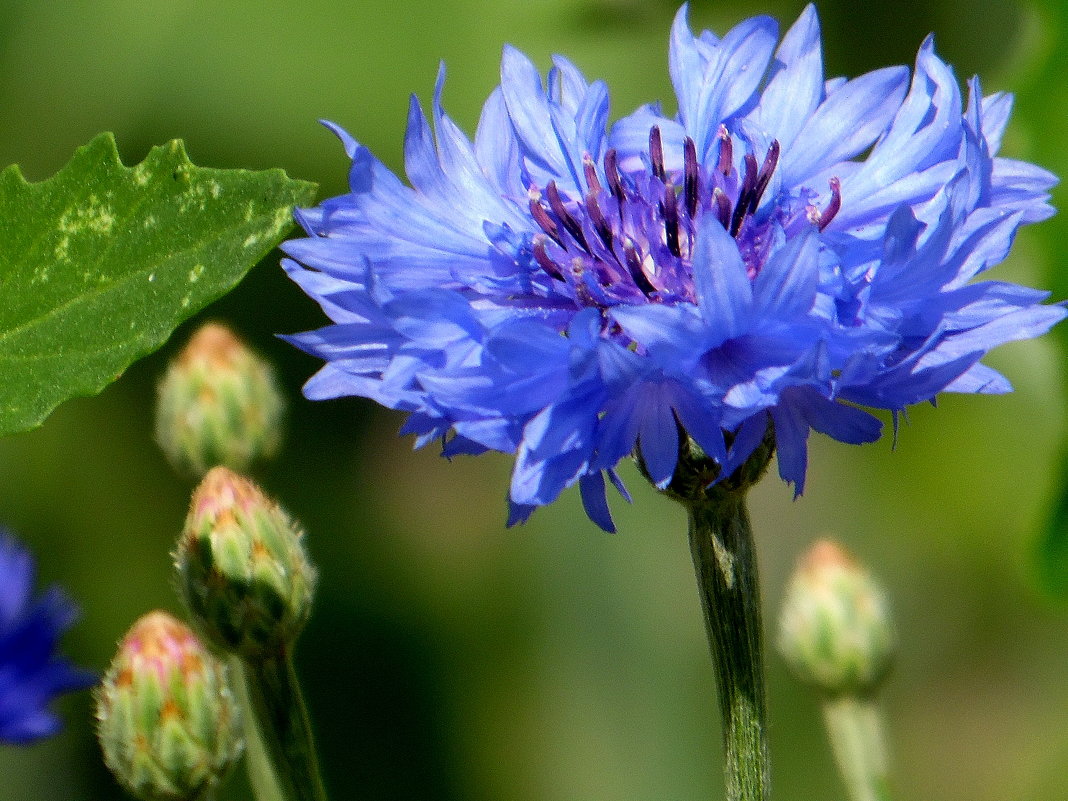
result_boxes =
[156,322,285,478]
[777,540,896,696]
[96,611,243,801]
[176,467,316,659]
[0,133,316,437]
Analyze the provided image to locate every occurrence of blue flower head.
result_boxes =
[0,530,94,744]
[284,5,1062,531]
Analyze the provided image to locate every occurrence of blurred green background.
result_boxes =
[1,0,1067,799]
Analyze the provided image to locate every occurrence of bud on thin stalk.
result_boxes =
[156,322,285,478]
[175,467,327,801]
[176,466,316,660]
[777,539,895,695]
[95,611,243,801]
[778,540,897,801]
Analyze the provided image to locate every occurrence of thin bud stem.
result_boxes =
[686,491,769,801]
[821,695,893,801]
[242,650,329,801]
[232,657,286,801]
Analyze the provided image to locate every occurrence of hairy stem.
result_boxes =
[232,657,285,801]
[241,651,328,801]
[822,695,892,801]
[686,491,769,801]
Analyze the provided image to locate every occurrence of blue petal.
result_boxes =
[608,105,685,174]
[609,303,707,364]
[637,384,681,488]
[750,5,823,149]
[500,45,581,189]
[752,230,819,319]
[979,91,1014,155]
[0,532,94,745]
[431,67,529,229]
[507,501,537,527]
[770,399,809,494]
[669,5,706,133]
[780,65,909,186]
[672,387,728,465]
[383,290,483,346]
[475,87,524,198]
[719,412,770,477]
[801,393,883,445]
[691,15,780,155]
[943,363,1012,394]
[691,216,753,340]
[855,39,963,189]
[580,472,616,533]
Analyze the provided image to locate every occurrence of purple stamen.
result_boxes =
[525,124,790,310]
[713,188,731,230]
[529,190,564,247]
[604,149,626,213]
[684,137,700,220]
[730,154,759,237]
[583,153,602,194]
[532,235,563,280]
[662,182,681,258]
[716,126,733,176]
[623,238,657,297]
[749,140,780,214]
[586,193,614,251]
[818,177,842,231]
[546,181,590,253]
[649,127,666,183]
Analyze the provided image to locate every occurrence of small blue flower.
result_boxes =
[283,5,1062,531]
[0,530,94,744]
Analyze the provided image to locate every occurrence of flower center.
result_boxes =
[526,125,841,310]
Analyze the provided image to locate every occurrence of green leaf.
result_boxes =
[0,133,317,437]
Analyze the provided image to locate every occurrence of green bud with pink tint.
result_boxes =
[176,466,315,660]
[155,322,285,478]
[95,611,243,801]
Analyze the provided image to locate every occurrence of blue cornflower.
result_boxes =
[0,530,94,744]
[283,5,1062,531]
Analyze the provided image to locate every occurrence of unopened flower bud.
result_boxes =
[155,322,285,478]
[777,540,895,695]
[176,467,316,659]
[96,611,243,801]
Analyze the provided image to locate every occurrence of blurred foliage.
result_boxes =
[0,1,1065,800]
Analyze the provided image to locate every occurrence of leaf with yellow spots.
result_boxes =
[0,133,316,436]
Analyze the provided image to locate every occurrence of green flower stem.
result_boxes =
[241,650,329,801]
[686,490,769,801]
[232,657,285,801]
[821,695,892,801]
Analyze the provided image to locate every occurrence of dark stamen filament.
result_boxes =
[684,137,700,220]
[717,126,733,176]
[730,154,759,237]
[623,238,657,297]
[532,236,563,280]
[586,193,614,251]
[583,153,602,194]
[749,141,780,215]
[649,127,666,183]
[713,188,731,230]
[818,177,841,231]
[604,149,626,215]
[529,190,564,247]
[546,181,590,253]
[662,182,681,258]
